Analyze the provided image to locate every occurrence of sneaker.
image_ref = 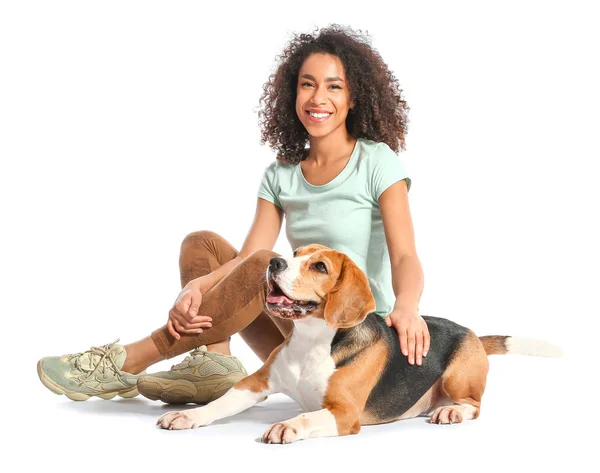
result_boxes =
[37,339,141,401]
[137,346,248,404]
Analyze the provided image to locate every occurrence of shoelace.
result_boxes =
[68,339,123,384]
[171,347,206,370]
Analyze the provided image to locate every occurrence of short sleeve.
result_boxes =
[257,161,283,209]
[370,143,411,201]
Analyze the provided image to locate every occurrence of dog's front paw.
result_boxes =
[262,422,302,444]
[430,406,464,425]
[157,410,204,430]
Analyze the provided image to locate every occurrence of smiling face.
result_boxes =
[295,53,354,139]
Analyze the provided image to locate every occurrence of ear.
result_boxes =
[323,255,376,329]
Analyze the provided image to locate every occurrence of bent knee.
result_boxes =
[241,249,281,277]
[248,248,280,259]
[181,230,223,249]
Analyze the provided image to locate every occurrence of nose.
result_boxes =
[311,87,327,106]
[269,257,287,273]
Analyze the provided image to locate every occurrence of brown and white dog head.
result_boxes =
[265,244,376,329]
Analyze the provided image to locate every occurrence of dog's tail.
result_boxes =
[479,336,562,357]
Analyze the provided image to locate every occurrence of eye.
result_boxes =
[311,261,328,274]
[301,81,314,87]
[329,84,342,89]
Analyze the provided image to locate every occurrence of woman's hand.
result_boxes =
[167,278,213,340]
[385,305,430,366]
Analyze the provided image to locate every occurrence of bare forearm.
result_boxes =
[391,255,424,310]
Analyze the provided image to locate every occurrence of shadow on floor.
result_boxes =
[57,395,304,425]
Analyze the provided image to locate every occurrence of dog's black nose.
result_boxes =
[269,257,287,273]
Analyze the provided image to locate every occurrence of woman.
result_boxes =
[37,25,430,404]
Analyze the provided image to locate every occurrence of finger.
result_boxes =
[407,332,416,365]
[415,331,424,366]
[399,329,408,357]
[173,310,211,330]
[385,316,392,327]
[189,315,213,324]
[177,296,193,322]
[167,319,180,340]
[178,326,208,334]
[423,326,431,357]
[172,315,186,333]
[188,293,202,318]
[178,321,212,331]
[171,308,189,328]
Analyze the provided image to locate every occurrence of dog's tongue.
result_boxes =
[267,292,295,305]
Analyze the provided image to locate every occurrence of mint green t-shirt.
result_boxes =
[257,138,411,317]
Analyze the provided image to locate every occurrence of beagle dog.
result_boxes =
[157,244,561,442]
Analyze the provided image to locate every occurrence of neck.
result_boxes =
[307,128,356,167]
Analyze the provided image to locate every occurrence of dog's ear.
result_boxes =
[323,254,376,329]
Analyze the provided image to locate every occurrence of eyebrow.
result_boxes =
[300,74,345,82]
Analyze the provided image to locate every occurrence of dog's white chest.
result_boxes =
[270,318,337,412]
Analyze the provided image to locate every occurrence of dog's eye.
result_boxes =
[311,261,328,274]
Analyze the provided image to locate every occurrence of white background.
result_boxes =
[1,1,597,471]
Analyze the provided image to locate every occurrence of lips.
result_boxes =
[306,110,332,123]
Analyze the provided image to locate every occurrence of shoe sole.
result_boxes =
[137,371,247,404]
[37,360,139,401]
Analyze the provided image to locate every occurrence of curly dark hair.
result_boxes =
[258,24,410,165]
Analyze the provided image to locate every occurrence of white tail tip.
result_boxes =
[506,337,563,358]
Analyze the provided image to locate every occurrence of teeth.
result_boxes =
[309,112,330,118]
